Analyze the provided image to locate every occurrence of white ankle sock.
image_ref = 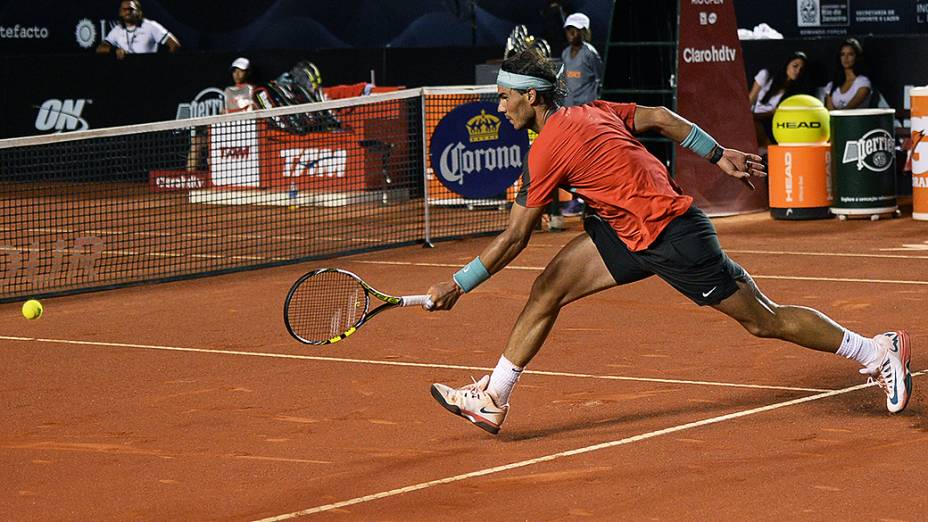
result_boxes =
[487,355,523,405]
[836,330,882,368]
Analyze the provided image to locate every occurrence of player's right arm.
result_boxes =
[427,203,544,310]
[632,104,767,184]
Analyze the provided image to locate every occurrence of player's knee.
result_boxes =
[530,269,568,310]
[739,309,780,338]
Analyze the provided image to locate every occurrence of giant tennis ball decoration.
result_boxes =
[22,299,43,320]
[772,94,830,144]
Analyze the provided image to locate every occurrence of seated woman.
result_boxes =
[824,38,871,110]
[748,51,809,148]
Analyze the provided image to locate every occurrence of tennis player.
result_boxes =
[426,50,912,434]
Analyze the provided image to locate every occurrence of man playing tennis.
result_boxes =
[426,50,912,434]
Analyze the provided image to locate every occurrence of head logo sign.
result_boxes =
[841,129,895,172]
[430,102,529,199]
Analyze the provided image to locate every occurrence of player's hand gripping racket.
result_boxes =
[284,268,433,345]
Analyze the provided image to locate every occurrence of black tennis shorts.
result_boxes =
[584,206,747,306]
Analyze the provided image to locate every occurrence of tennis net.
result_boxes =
[0,86,511,302]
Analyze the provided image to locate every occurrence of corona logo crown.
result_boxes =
[466,110,501,142]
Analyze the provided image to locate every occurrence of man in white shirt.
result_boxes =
[95,0,181,59]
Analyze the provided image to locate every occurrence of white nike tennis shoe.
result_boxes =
[860,331,912,414]
[430,375,508,434]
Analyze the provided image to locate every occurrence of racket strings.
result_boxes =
[287,271,367,342]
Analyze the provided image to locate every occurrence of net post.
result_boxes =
[420,88,434,248]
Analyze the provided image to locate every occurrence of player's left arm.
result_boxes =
[427,203,544,311]
[633,105,766,185]
[164,34,181,53]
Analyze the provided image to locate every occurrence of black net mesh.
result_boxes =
[423,88,511,241]
[0,87,514,302]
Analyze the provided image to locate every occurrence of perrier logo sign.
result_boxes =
[841,129,894,172]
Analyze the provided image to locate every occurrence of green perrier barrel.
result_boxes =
[829,109,897,217]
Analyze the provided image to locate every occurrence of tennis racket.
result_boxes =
[284,268,433,345]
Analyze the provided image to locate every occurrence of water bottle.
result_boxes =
[288,180,298,209]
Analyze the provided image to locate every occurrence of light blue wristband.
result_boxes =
[453,257,490,292]
[680,124,719,159]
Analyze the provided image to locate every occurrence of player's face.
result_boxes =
[119,1,142,25]
[497,86,534,130]
[840,45,857,69]
[565,26,582,45]
[785,58,805,81]
[232,68,248,84]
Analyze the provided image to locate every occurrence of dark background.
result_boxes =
[1,0,927,139]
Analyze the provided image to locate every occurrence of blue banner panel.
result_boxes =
[429,101,529,199]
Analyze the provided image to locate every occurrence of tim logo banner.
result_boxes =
[429,102,529,199]
[210,120,260,187]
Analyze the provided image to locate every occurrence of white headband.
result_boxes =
[497,67,563,91]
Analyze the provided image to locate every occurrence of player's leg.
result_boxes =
[431,219,649,433]
[713,271,912,413]
[501,231,620,367]
[711,272,844,352]
[644,206,911,413]
[486,217,651,405]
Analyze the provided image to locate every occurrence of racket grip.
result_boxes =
[401,295,434,309]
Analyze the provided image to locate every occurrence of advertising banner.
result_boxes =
[737,0,928,39]
[676,0,767,215]
[210,121,261,187]
[429,101,529,200]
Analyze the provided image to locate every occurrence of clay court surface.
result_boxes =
[1,212,926,521]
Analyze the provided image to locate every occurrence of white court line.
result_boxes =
[0,336,828,393]
[253,370,925,521]
[351,260,928,285]
[726,249,928,260]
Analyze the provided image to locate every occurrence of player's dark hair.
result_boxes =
[760,51,808,105]
[500,49,566,107]
[120,0,143,22]
[829,37,866,97]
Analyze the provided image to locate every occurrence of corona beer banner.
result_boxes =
[429,102,529,199]
[676,0,767,215]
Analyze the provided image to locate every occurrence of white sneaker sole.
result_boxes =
[430,385,502,434]
[887,331,912,414]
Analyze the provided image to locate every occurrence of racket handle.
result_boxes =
[401,295,434,310]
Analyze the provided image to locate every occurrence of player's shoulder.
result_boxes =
[142,19,168,32]
[582,42,600,57]
[755,68,771,83]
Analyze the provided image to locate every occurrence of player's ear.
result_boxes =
[527,88,538,105]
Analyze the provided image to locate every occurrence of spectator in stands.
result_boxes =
[824,38,871,110]
[748,51,810,148]
[225,57,255,113]
[96,0,181,59]
[187,57,256,172]
[552,12,603,223]
[561,13,603,107]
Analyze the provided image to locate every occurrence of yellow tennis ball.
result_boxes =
[22,299,43,320]
[772,94,830,144]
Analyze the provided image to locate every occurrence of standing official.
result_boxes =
[96,0,181,59]
[560,13,603,107]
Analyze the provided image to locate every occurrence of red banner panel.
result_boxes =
[676,0,767,215]
[148,170,211,192]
